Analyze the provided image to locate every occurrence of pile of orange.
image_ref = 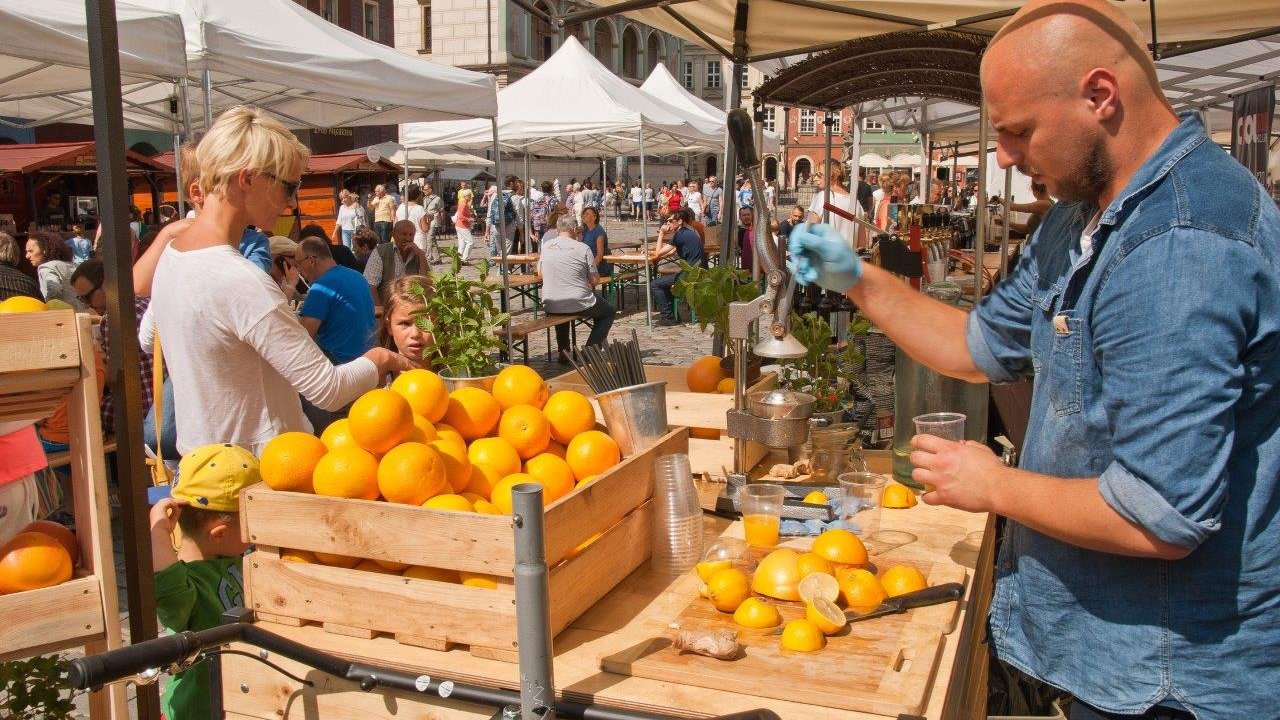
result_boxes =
[259,366,624,581]
[685,355,735,440]
[0,520,79,594]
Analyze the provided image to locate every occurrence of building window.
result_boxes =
[740,69,749,89]
[706,59,721,89]
[763,107,776,134]
[593,21,615,70]
[863,117,885,132]
[621,26,640,78]
[323,0,338,22]
[828,112,840,135]
[682,61,694,90]
[799,109,816,134]
[362,0,378,41]
[533,1,555,61]
[419,0,431,52]
[645,33,660,76]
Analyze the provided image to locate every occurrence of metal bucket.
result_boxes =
[595,380,668,456]
[440,372,497,393]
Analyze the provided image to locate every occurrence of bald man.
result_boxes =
[788,2,1280,717]
[363,219,427,308]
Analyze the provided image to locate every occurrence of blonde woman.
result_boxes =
[141,106,409,455]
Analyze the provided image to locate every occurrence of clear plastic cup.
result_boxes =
[739,483,785,548]
[913,412,966,441]
[838,472,887,536]
[651,453,702,575]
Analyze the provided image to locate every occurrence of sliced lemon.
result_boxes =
[797,571,840,605]
[806,597,847,636]
[802,490,829,504]
[696,559,733,584]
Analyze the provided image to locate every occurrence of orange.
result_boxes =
[259,432,327,493]
[312,447,380,500]
[689,427,722,440]
[498,404,551,459]
[313,551,360,568]
[542,390,596,444]
[21,520,79,566]
[882,483,918,509]
[280,549,316,564]
[880,565,928,598]
[811,528,868,567]
[751,548,802,601]
[377,442,447,505]
[354,559,399,575]
[459,572,499,589]
[428,438,472,493]
[491,365,549,410]
[443,387,502,440]
[576,474,600,488]
[403,566,460,583]
[460,492,487,504]
[565,430,620,481]
[434,423,467,449]
[490,473,545,513]
[390,368,449,422]
[0,296,48,314]
[347,389,415,455]
[716,377,735,394]
[464,462,506,498]
[467,437,522,478]
[543,441,567,458]
[795,551,835,579]
[408,414,438,443]
[523,453,575,502]
[702,568,751,613]
[837,567,887,613]
[686,355,728,393]
[423,493,474,512]
[0,532,72,593]
[779,619,825,652]
[374,559,410,571]
[319,418,359,451]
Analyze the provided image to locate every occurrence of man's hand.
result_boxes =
[364,347,413,377]
[787,223,863,293]
[149,497,186,536]
[910,435,1009,513]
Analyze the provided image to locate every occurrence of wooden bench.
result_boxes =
[497,315,577,363]
[47,437,118,470]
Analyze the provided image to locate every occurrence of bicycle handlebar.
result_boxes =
[67,621,781,720]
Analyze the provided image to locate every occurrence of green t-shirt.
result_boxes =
[155,556,244,720]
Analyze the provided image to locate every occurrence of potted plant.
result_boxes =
[671,260,764,381]
[777,311,870,421]
[412,247,510,390]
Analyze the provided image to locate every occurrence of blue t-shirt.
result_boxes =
[580,225,611,276]
[238,227,272,274]
[299,265,376,363]
[670,226,706,269]
[65,236,92,265]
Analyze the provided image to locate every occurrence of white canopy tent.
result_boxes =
[400,37,716,155]
[0,0,188,133]
[639,64,782,154]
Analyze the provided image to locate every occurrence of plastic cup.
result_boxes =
[913,412,966,441]
[838,472,887,536]
[739,483,785,548]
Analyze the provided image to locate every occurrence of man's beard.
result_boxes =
[1054,135,1113,203]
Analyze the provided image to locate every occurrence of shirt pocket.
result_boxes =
[1031,286,1084,417]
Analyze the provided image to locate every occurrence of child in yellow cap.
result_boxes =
[149,443,259,720]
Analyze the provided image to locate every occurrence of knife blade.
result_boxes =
[845,582,964,623]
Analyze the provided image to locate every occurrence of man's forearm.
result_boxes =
[848,264,986,382]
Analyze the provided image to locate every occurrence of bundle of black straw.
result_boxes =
[567,330,646,393]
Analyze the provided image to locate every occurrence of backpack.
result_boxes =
[487,190,517,228]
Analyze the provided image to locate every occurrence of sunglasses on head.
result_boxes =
[261,172,301,199]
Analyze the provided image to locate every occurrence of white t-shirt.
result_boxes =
[143,244,377,455]
[396,203,429,250]
[808,189,865,247]
[686,190,703,217]
[630,186,643,203]
[337,202,364,232]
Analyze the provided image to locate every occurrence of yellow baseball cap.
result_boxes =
[174,444,261,513]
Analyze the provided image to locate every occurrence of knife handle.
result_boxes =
[895,582,964,610]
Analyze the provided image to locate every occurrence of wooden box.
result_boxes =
[548,364,775,478]
[242,428,688,661]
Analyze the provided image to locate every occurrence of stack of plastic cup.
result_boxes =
[650,453,703,576]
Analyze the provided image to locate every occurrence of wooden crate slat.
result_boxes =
[0,577,104,662]
[0,310,80,374]
[0,367,79,396]
[546,499,653,635]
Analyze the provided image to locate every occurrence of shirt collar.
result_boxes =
[1099,112,1207,228]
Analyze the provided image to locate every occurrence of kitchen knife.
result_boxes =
[845,582,964,623]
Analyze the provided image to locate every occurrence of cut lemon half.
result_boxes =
[797,571,840,605]
[806,597,847,636]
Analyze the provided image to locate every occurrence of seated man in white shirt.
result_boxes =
[537,215,614,364]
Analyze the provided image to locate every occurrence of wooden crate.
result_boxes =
[548,364,775,478]
[0,311,126,718]
[242,428,688,660]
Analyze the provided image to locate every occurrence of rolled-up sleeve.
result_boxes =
[1093,229,1254,549]
[241,305,378,411]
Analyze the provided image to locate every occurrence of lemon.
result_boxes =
[696,559,732,584]
[702,567,751,613]
[802,490,829,504]
[780,619,826,652]
[805,597,847,636]
[422,493,474,512]
[882,483,919,509]
[732,597,782,629]
[880,564,929,597]
[0,296,48,314]
[795,551,834,579]
[797,572,840,604]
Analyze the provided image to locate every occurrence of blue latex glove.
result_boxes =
[787,222,862,293]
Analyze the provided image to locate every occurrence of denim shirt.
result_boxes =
[966,114,1280,717]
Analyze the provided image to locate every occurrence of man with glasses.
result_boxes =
[649,209,706,326]
[295,237,375,364]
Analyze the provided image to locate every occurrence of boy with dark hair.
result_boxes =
[150,443,260,720]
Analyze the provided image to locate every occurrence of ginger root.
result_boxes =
[672,629,743,660]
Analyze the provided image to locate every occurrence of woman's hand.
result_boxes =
[363,347,413,377]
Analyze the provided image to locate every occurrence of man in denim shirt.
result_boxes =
[788,1,1280,717]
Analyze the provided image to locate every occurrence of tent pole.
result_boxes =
[951,142,958,206]
[822,113,834,224]
[86,0,160,717]
[1000,166,1012,279]
[201,64,214,130]
[178,77,193,138]
[524,154,532,248]
[717,62,744,270]
[975,98,988,301]
[923,132,933,206]
[639,130,652,328]
[172,84,186,219]
[493,120,513,357]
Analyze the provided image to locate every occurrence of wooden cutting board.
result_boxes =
[601,556,967,717]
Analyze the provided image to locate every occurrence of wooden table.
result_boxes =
[221,453,995,720]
